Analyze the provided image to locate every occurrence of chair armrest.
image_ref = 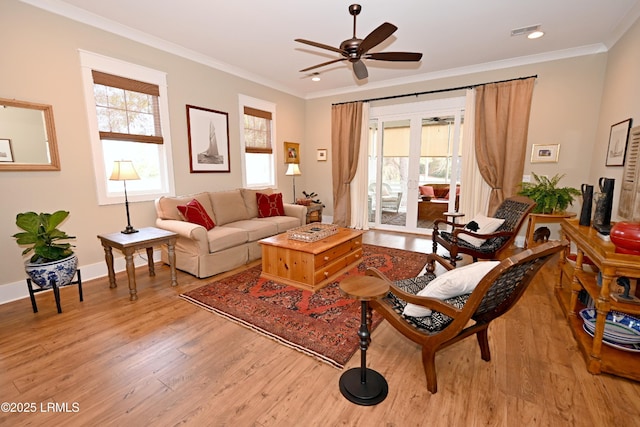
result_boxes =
[155,218,209,255]
[283,203,307,224]
[425,253,455,273]
[452,228,514,241]
[433,219,465,232]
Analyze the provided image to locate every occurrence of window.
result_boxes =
[79,50,175,205]
[239,95,275,188]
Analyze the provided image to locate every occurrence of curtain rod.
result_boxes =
[332,75,538,106]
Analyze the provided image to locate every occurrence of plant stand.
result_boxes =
[26,269,82,314]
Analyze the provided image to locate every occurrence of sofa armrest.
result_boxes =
[283,203,307,224]
[155,218,209,255]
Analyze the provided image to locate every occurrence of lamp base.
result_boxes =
[121,226,139,234]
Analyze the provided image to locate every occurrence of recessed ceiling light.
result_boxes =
[527,30,545,39]
[311,73,321,82]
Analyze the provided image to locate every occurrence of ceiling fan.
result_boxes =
[295,4,423,80]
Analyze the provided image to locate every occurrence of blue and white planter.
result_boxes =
[24,254,78,289]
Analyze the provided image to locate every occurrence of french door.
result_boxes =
[368,97,465,234]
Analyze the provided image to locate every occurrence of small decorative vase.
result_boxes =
[579,184,593,226]
[24,254,78,289]
[610,222,640,255]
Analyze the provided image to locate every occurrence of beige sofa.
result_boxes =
[155,188,307,278]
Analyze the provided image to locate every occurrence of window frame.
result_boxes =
[79,50,175,205]
[238,94,277,189]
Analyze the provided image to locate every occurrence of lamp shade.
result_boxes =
[109,160,140,181]
[285,163,301,176]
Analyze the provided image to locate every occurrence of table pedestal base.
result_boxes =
[339,367,388,406]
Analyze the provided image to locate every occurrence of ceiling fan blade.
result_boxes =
[299,58,346,73]
[366,52,423,62]
[358,22,397,54]
[295,38,346,55]
[352,59,368,80]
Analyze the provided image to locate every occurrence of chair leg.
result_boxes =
[476,327,491,361]
[421,346,438,394]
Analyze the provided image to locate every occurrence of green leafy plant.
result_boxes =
[13,210,75,263]
[518,173,581,214]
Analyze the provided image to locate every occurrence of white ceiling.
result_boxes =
[24,0,640,99]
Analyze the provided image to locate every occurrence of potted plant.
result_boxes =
[518,173,581,214]
[13,210,77,289]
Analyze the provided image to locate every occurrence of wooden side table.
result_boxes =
[524,212,576,248]
[338,275,389,406]
[97,227,178,301]
[305,203,323,223]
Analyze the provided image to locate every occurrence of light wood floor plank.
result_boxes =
[1,229,639,426]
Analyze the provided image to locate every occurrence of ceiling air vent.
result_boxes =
[511,25,541,37]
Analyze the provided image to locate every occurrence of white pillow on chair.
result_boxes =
[457,214,505,247]
[402,261,500,317]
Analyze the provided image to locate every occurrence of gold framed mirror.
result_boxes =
[0,97,60,171]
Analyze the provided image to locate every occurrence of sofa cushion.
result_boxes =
[207,226,249,253]
[209,189,250,225]
[257,192,285,217]
[241,187,273,218]
[156,192,215,222]
[177,199,215,230]
[223,220,278,241]
[255,216,301,233]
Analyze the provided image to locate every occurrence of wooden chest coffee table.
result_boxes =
[259,228,364,292]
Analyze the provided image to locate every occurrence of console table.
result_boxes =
[524,212,576,248]
[558,219,640,381]
[98,227,178,301]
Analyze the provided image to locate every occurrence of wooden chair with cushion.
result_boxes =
[365,240,567,393]
[431,195,536,268]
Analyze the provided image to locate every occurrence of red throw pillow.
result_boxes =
[177,199,215,230]
[257,192,285,218]
[419,185,435,197]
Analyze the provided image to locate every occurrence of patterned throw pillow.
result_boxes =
[256,192,285,217]
[177,199,215,230]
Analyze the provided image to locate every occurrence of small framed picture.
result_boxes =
[0,139,14,162]
[284,141,300,164]
[186,105,231,173]
[606,118,632,166]
[531,144,560,163]
[317,148,327,161]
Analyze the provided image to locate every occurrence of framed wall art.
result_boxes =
[186,105,230,173]
[0,139,14,162]
[531,144,560,163]
[317,148,327,161]
[284,141,300,164]
[606,118,632,166]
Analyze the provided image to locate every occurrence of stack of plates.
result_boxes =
[578,308,640,353]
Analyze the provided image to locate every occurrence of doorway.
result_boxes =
[367,97,465,234]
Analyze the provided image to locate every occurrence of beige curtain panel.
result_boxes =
[474,77,536,214]
[331,102,363,227]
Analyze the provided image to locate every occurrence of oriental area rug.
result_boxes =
[180,244,429,369]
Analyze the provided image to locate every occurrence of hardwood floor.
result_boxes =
[1,230,639,426]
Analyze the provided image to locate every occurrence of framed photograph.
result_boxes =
[186,105,230,173]
[317,148,327,161]
[284,141,300,164]
[531,144,560,163]
[606,118,632,166]
[0,139,14,162]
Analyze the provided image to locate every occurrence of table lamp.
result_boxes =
[109,160,140,234]
[285,163,301,203]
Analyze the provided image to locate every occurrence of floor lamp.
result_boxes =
[109,160,140,234]
[285,163,301,203]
